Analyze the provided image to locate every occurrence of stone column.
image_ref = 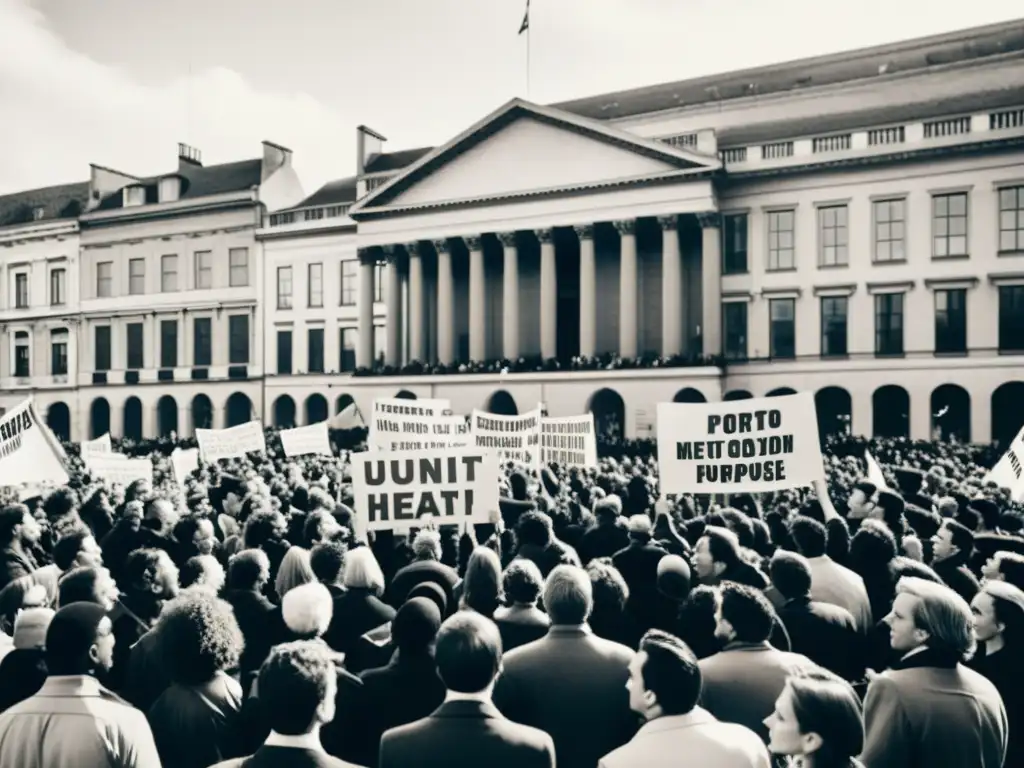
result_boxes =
[434,239,455,364]
[407,242,425,362]
[356,249,376,368]
[384,247,401,367]
[466,235,486,361]
[537,228,557,359]
[575,224,596,358]
[659,215,683,357]
[698,213,723,357]
[177,405,192,439]
[614,219,638,359]
[498,232,519,360]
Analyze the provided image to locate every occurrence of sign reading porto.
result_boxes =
[350,447,500,531]
[656,392,825,495]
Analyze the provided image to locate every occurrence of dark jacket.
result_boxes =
[932,552,980,604]
[387,559,459,614]
[324,588,395,662]
[777,596,863,682]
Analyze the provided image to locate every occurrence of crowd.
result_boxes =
[0,422,1021,768]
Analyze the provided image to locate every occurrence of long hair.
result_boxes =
[786,673,864,768]
[460,547,503,619]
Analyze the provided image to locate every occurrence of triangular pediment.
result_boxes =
[349,99,719,216]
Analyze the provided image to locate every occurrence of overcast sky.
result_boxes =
[1,0,1022,197]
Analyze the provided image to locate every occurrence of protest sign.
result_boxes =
[656,392,825,495]
[80,433,112,457]
[368,397,452,450]
[350,447,500,531]
[280,422,332,457]
[369,412,472,452]
[471,408,542,467]
[88,454,154,486]
[195,420,266,463]
[984,425,1024,501]
[865,451,890,490]
[0,399,69,488]
[540,413,598,468]
[171,448,200,484]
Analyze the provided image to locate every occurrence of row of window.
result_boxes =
[275,262,384,310]
[94,248,250,298]
[275,326,385,374]
[92,315,250,372]
[720,186,1024,274]
[722,285,1024,359]
[8,268,67,309]
[9,329,68,378]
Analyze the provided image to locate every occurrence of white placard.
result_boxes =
[280,422,333,457]
[88,454,154,486]
[471,408,542,468]
[540,413,598,468]
[368,397,452,450]
[195,420,266,463]
[369,411,472,453]
[171,447,200,484]
[984,425,1024,501]
[0,399,69,488]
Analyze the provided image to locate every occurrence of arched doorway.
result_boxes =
[992,382,1024,447]
[90,398,110,439]
[815,386,852,439]
[766,387,797,397]
[273,395,296,428]
[723,390,753,401]
[336,394,355,413]
[306,394,328,424]
[589,388,625,441]
[123,397,143,441]
[225,393,253,428]
[931,384,971,442]
[157,395,178,437]
[192,394,213,431]
[673,387,707,403]
[487,390,518,416]
[395,390,416,400]
[47,401,71,442]
[872,385,910,439]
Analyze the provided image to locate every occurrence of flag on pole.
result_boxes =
[518,0,530,35]
[330,402,366,430]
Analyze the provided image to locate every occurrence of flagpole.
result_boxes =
[526,23,531,99]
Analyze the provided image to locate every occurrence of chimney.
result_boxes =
[178,143,202,170]
[261,140,293,183]
[356,125,386,176]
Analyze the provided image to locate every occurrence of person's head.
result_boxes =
[544,564,593,626]
[156,590,243,686]
[982,550,1024,589]
[932,519,974,561]
[516,511,554,549]
[275,546,315,600]
[972,580,1024,647]
[257,641,338,735]
[873,490,906,538]
[787,516,827,559]
[302,510,341,549]
[434,611,502,694]
[714,582,776,645]
[461,547,502,615]
[656,555,692,601]
[501,559,544,607]
[0,504,42,548]
[765,670,864,762]
[124,548,179,600]
[53,529,103,572]
[586,559,629,618]
[309,540,347,587]
[13,606,55,650]
[342,547,386,596]
[847,480,878,520]
[392,597,442,655]
[179,555,226,595]
[411,529,443,561]
[282,582,334,640]
[226,548,271,592]
[626,629,701,720]
[849,519,898,573]
[885,576,975,659]
[626,514,653,544]
[0,576,46,636]
[143,497,180,537]
[45,602,116,676]
[593,497,620,525]
[58,565,120,612]
[173,516,217,556]
[769,550,813,601]
[693,526,741,582]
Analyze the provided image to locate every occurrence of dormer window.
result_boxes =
[159,177,181,203]
[123,185,146,207]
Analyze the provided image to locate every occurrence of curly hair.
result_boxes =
[155,590,244,686]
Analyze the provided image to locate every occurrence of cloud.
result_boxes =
[0,0,352,196]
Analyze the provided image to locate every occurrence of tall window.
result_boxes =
[875,293,904,356]
[767,210,796,271]
[340,328,357,371]
[194,251,213,289]
[723,214,748,274]
[873,198,906,263]
[129,258,145,295]
[50,330,67,376]
[817,205,848,267]
[161,255,178,292]
[126,323,144,369]
[14,273,28,308]
[722,302,747,359]
[934,289,967,354]
[277,330,292,374]
[308,263,323,308]
[229,248,249,287]
[14,332,29,377]
[373,325,385,362]
[50,268,65,306]
[308,328,325,373]
[769,299,795,358]
[820,296,848,357]
[160,319,178,368]
[193,318,212,366]
[932,192,968,258]
[340,261,357,306]
[229,314,250,364]
[96,261,113,298]
[999,285,1024,353]
[94,326,111,371]
[999,186,1024,253]
[374,264,384,303]
[277,266,293,310]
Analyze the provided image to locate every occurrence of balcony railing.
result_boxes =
[268,203,352,228]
